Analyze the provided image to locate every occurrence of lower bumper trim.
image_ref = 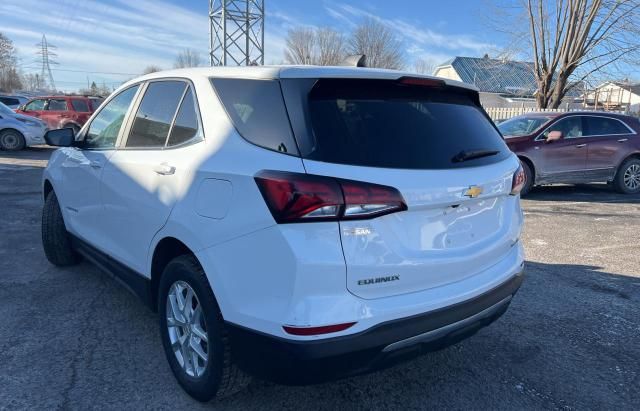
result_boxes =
[382,296,512,353]
[227,271,524,384]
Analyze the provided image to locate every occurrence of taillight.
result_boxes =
[254,170,407,223]
[341,179,407,219]
[511,164,526,195]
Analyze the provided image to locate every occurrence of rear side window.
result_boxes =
[126,81,186,148]
[285,79,509,169]
[168,88,202,147]
[0,97,19,106]
[71,99,90,112]
[47,99,68,111]
[211,78,299,155]
[584,116,632,136]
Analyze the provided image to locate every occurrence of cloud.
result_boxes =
[1,0,293,90]
[332,3,495,54]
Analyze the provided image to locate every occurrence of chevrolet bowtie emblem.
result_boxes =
[464,186,483,198]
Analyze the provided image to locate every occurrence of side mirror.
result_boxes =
[546,130,563,143]
[44,128,75,147]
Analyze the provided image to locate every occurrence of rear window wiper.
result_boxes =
[452,149,500,163]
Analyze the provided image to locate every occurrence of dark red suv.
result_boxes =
[498,112,640,195]
[16,96,104,133]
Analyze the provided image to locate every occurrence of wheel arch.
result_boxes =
[617,152,640,169]
[0,127,25,137]
[43,179,54,202]
[150,236,200,311]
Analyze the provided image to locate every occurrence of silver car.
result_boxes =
[0,95,28,110]
[0,102,48,150]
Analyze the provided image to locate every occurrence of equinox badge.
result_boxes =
[358,275,400,285]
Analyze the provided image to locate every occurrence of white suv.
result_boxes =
[41,66,525,401]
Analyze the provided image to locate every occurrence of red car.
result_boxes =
[16,96,103,133]
[498,112,640,195]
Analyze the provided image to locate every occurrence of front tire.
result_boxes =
[42,191,80,266]
[158,255,250,402]
[614,158,640,194]
[0,129,26,151]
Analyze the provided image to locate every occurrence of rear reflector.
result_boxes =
[511,164,526,195]
[255,170,407,223]
[283,322,356,336]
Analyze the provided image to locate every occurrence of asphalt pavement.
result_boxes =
[1,147,639,410]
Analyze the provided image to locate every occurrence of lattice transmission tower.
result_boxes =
[209,0,265,66]
[36,34,58,90]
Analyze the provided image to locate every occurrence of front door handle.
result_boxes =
[617,138,628,143]
[575,144,587,148]
[154,163,176,175]
[89,160,102,169]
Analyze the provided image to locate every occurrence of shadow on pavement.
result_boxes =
[524,184,640,204]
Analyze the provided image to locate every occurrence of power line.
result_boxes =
[18,65,140,76]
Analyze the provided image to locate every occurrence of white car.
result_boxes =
[41,66,526,401]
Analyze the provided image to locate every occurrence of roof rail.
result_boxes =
[339,54,367,68]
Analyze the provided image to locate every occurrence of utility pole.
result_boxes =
[209,0,265,66]
[36,34,58,91]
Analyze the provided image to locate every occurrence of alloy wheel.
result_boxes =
[1,132,20,150]
[166,281,209,378]
[623,164,640,190]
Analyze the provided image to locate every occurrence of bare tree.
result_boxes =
[142,65,163,74]
[504,0,640,108]
[413,58,437,75]
[316,28,346,65]
[284,27,347,65]
[348,17,405,69]
[174,48,202,69]
[284,27,316,64]
[0,32,23,92]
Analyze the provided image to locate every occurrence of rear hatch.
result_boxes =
[281,77,521,299]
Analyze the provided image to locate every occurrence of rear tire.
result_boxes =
[42,191,81,266]
[520,160,534,197]
[158,255,250,402]
[614,158,640,194]
[0,129,26,151]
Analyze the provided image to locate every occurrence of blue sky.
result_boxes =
[1,0,506,91]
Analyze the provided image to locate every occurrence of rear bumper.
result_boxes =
[227,270,524,384]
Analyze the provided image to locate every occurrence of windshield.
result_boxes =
[0,102,14,115]
[497,115,553,137]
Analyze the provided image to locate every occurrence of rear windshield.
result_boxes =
[283,79,509,169]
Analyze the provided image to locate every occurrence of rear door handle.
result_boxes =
[154,163,175,175]
[575,144,587,148]
[617,138,628,143]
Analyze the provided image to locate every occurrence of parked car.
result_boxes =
[16,95,102,133]
[499,112,640,195]
[41,67,525,401]
[0,95,29,110]
[0,101,48,150]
